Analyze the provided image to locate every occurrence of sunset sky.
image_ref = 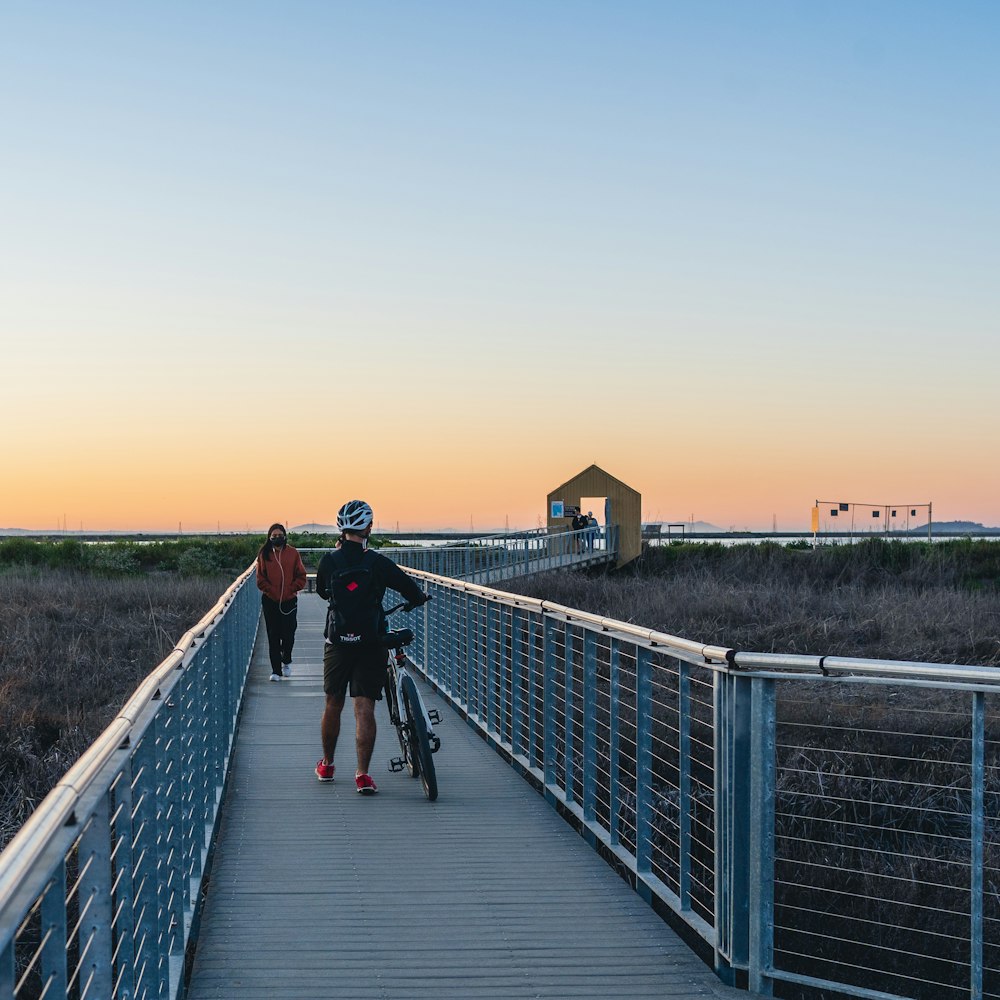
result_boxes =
[2,3,997,533]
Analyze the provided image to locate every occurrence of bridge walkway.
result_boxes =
[472,546,613,585]
[186,594,749,1000]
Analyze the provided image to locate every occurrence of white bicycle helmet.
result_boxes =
[337,499,374,532]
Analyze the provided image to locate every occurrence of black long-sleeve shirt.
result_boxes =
[315,540,426,610]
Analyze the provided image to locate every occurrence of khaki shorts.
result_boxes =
[323,642,387,701]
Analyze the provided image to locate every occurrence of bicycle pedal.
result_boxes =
[388,757,405,772]
[428,709,441,724]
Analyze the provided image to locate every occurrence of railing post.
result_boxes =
[543,615,557,800]
[527,615,538,771]
[511,608,524,759]
[485,602,497,737]
[582,631,598,837]
[498,605,509,746]
[972,691,985,1000]
[454,590,465,708]
[422,590,432,681]
[79,794,114,999]
[153,706,172,997]
[40,862,68,998]
[163,692,186,965]
[610,637,621,848]
[714,670,753,984]
[678,661,692,912]
[465,593,476,717]
[564,626,577,804]
[111,762,136,1000]
[636,647,653,899]
[749,676,776,996]
[132,733,159,1000]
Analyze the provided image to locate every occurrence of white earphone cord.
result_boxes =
[275,543,296,616]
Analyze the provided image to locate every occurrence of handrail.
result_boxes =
[0,563,259,1000]
[390,566,1000,1000]
[0,567,253,907]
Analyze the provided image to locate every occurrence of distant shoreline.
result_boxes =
[3,527,1000,542]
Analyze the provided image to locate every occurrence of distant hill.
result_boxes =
[910,520,1000,535]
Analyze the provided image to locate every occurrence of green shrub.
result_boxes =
[177,546,226,576]
[88,545,141,575]
[0,538,45,566]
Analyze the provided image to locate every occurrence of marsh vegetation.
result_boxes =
[504,538,1000,665]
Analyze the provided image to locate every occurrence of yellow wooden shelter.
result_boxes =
[546,464,641,568]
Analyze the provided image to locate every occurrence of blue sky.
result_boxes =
[2,2,998,530]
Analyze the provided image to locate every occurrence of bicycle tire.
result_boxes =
[384,668,408,764]
[401,675,438,801]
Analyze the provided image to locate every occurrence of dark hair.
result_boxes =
[257,523,287,563]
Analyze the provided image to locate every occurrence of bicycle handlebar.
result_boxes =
[383,594,432,618]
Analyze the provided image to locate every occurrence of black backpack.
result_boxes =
[324,550,384,646]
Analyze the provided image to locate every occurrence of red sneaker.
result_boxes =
[315,760,335,782]
[355,773,378,795]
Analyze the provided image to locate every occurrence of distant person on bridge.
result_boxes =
[571,511,588,552]
[586,511,599,551]
[255,523,308,682]
[314,499,428,794]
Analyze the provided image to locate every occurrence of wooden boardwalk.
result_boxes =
[186,595,752,1000]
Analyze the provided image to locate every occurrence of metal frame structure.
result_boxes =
[0,568,257,1000]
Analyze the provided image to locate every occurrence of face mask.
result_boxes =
[270,536,285,546]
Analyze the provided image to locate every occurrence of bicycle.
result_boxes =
[382,601,441,801]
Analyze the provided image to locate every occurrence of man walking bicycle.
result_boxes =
[314,500,427,794]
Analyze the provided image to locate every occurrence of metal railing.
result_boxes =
[383,524,618,582]
[0,567,258,1000]
[391,569,1000,1000]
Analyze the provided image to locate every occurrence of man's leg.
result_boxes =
[321,693,345,764]
[353,696,377,775]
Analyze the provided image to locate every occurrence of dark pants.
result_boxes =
[261,596,297,674]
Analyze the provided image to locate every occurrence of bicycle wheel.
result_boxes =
[401,675,437,801]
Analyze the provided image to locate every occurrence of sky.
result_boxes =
[2,2,998,533]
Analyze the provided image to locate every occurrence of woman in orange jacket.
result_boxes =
[255,523,307,682]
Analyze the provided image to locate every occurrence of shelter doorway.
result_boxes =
[580,496,607,553]
[580,497,608,526]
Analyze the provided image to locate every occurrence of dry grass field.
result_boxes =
[0,569,232,850]
[505,539,1000,665]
